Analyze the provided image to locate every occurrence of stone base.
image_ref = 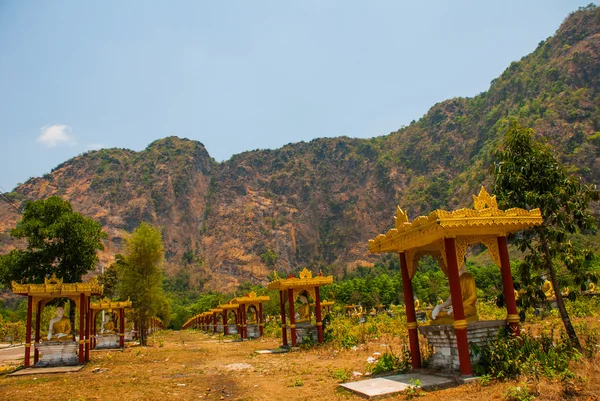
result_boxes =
[35,342,79,367]
[216,324,224,333]
[247,324,260,338]
[295,323,317,344]
[419,320,506,370]
[227,324,238,335]
[95,334,119,349]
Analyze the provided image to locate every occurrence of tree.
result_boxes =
[0,196,105,326]
[490,120,599,350]
[118,223,170,345]
[97,255,124,299]
[0,196,105,285]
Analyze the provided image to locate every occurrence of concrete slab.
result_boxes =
[340,373,455,399]
[255,348,289,354]
[8,365,84,376]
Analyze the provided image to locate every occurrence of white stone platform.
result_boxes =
[95,334,119,349]
[34,342,78,367]
[419,320,505,370]
[246,324,260,338]
[227,324,238,335]
[295,323,317,344]
[9,365,84,376]
[340,373,455,398]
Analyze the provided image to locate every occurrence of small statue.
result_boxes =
[47,305,72,341]
[247,309,257,324]
[296,294,310,323]
[542,280,555,299]
[431,264,478,325]
[589,282,596,293]
[414,299,420,311]
[101,314,115,334]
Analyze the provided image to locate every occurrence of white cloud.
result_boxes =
[87,143,104,150]
[36,124,75,147]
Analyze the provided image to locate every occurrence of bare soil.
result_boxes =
[0,330,599,401]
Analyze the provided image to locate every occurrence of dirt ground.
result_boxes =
[0,330,599,401]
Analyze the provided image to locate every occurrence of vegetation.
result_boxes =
[491,120,599,350]
[0,196,105,286]
[118,223,170,345]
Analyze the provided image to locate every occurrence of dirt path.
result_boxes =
[0,331,598,400]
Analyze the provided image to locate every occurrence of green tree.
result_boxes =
[0,196,105,285]
[118,223,170,345]
[491,120,599,350]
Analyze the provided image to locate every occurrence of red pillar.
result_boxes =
[288,289,296,347]
[315,286,324,344]
[85,296,90,362]
[279,290,288,346]
[92,312,97,349]
[119,308,125,348]
[399,252,422,369]
[444,237,472,376]
[34,301,41,364]
[498,236,521,336]
[24,296,33,368]
[223,311,229,335]
[241,304,247,339]
[78,293,85,364]
[258,303,264,337]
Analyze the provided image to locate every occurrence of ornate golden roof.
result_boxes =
[90,297,132,310]
[368,187,543,254]
[11,273,103,297]
[267,268,333,291]
[233,291,270,304]
[218,300,240,310]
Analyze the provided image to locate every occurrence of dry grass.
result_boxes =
[0,328,599,401]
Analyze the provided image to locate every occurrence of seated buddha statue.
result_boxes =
[431,265,478,325]
[296,294,310,323]
[542,280,555,299]
[47,306,72,341]
[247,309,257,324]
[101,314,115,334]
[414,299,420,311]
[588,282,596,293]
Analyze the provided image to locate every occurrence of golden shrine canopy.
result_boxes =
[368,187,543,278]
[90,297,132,310]
[11,273,103,297]
[233,291,270,305]
[268,268,333,301]
[218,300,240,310]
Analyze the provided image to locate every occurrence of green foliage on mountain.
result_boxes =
[1,5,599,292]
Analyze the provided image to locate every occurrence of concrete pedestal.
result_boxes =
[227,324,238,335]
[295,323,317,344]
[216,324,224,333]
[95,334,119,349]
[34,342,79,367]
[247,324,259,338]
[419,320,505,370]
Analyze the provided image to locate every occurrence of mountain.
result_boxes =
[1,5,599,291]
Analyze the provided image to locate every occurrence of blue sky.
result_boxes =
[0,1,588,191]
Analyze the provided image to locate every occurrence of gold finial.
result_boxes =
[394,206,409,229]
[472,187,498,210]
[45,273,63,285]
[299,267,312,279]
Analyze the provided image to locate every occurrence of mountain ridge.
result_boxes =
[1,5,599,291]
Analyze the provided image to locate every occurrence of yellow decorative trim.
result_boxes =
[506,314,520,323]
[119,334,125,337]
[25,343,32,347]
[12,275,103,297]
[406,322,418,329]
[368,187,543,254]
[316,322,323,327]
[281,324,286,328]
[289,324,296,329]
[85,339,90,344]
[78,340,85,344]
[453,320,468,330]
[267,268,334,291]
[90,297,132,310]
